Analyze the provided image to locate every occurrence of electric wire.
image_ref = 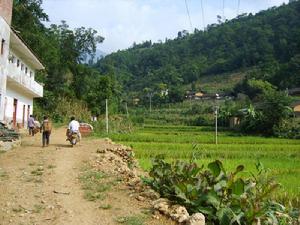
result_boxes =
[200,0,205,30]
[222,0,225,21]
[237,0,241,16]
[184,0,193,31]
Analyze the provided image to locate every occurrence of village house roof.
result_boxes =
[288,88,300,96]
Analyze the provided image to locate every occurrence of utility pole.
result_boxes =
[215,106,219,145]
[214,93,219,145]
[125,101,129,118]
[150,94,152,113]
[105,99,108,134]
[147,92,153,113]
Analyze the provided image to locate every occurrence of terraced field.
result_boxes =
[105,125,300,201]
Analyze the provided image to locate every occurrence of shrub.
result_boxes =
[273,118,300,139]
[92,115,133,134]
[147,156,295,225]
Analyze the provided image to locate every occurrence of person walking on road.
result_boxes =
[41,116,52,147]
[27,115,35,136]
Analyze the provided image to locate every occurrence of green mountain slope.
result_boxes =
[95,1,300,95]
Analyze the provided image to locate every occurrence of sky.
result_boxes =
[42,0,289,54]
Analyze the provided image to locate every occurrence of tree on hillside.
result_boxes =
[12,0,114,120]
[235,79,293,135]
[94,1,300,103]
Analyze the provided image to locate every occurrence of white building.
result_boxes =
[0,0,44,128]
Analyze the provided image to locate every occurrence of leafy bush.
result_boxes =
[188,115,213,126]
[273,118,300,139]
[35,96,91,123]
[130,115,145,125]
[92,115,133,134]
[148,156,295,225]
[237,81,293,135]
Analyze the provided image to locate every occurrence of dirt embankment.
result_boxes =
[0,128,175,225]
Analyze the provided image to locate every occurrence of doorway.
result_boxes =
[22,105,25,127]
[13,99,17,127]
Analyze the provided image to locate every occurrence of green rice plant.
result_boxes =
[98,124,300,203]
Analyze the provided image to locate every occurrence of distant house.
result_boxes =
[185,91,205,100]
[291,101,300,117]
[133,98,140,105]
[288,88,300,96]
[0,0,44,128]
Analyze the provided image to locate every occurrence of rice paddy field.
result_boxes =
[105,125,300,203]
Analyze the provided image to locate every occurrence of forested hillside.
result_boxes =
[95,1,300,98]
[12,0,117,119]
[11,0,300,120]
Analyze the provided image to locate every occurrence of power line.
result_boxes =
[237,0,241,16]
[222,0,225,21]
[200,0,205,30]
[184,0,193,31]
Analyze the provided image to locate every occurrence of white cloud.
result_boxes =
[42,0,288,53]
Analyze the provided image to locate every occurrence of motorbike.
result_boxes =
[69,132,79,147]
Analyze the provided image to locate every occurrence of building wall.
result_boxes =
[0,0,12,25]
[4,85,33,127]
[0,16,11,121]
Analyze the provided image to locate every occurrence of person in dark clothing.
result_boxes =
[28,115,35,136]
[41,116,52,147]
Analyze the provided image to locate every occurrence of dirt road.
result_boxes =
[0,128,174,225]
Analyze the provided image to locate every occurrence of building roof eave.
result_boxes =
[9,29,45,70]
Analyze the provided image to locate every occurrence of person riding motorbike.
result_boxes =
[66,116,81,144]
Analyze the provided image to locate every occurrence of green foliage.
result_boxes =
[101,124,300,202]
[149,157,294,224]
[273,118,300,139]
[94,1,300,102]
[234,79,276,100]
[236,80,293,135]
[35,97,91,123]
[12,0,116,119]
[92,115,133,134]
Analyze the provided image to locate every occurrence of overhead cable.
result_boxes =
[222,0,225,21]
[184,0,193,31]
[237,0,241,16]
[200,0,205,30]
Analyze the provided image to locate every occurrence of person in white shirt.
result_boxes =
[67,116,81,141]
[69,116,80,132]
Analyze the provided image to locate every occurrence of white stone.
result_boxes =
[186,213,205,225]
[169,205,189,223]
[153,198,170,215]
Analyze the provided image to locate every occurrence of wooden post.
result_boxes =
[105,99,108,134]
[150,94,152,113]
[215,106,218,145]
[125,102,129,118]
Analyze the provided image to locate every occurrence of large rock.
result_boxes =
[152,198,170,215]
[169,205,189,223]
[140,189,160,200]
[186,213,205,225]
